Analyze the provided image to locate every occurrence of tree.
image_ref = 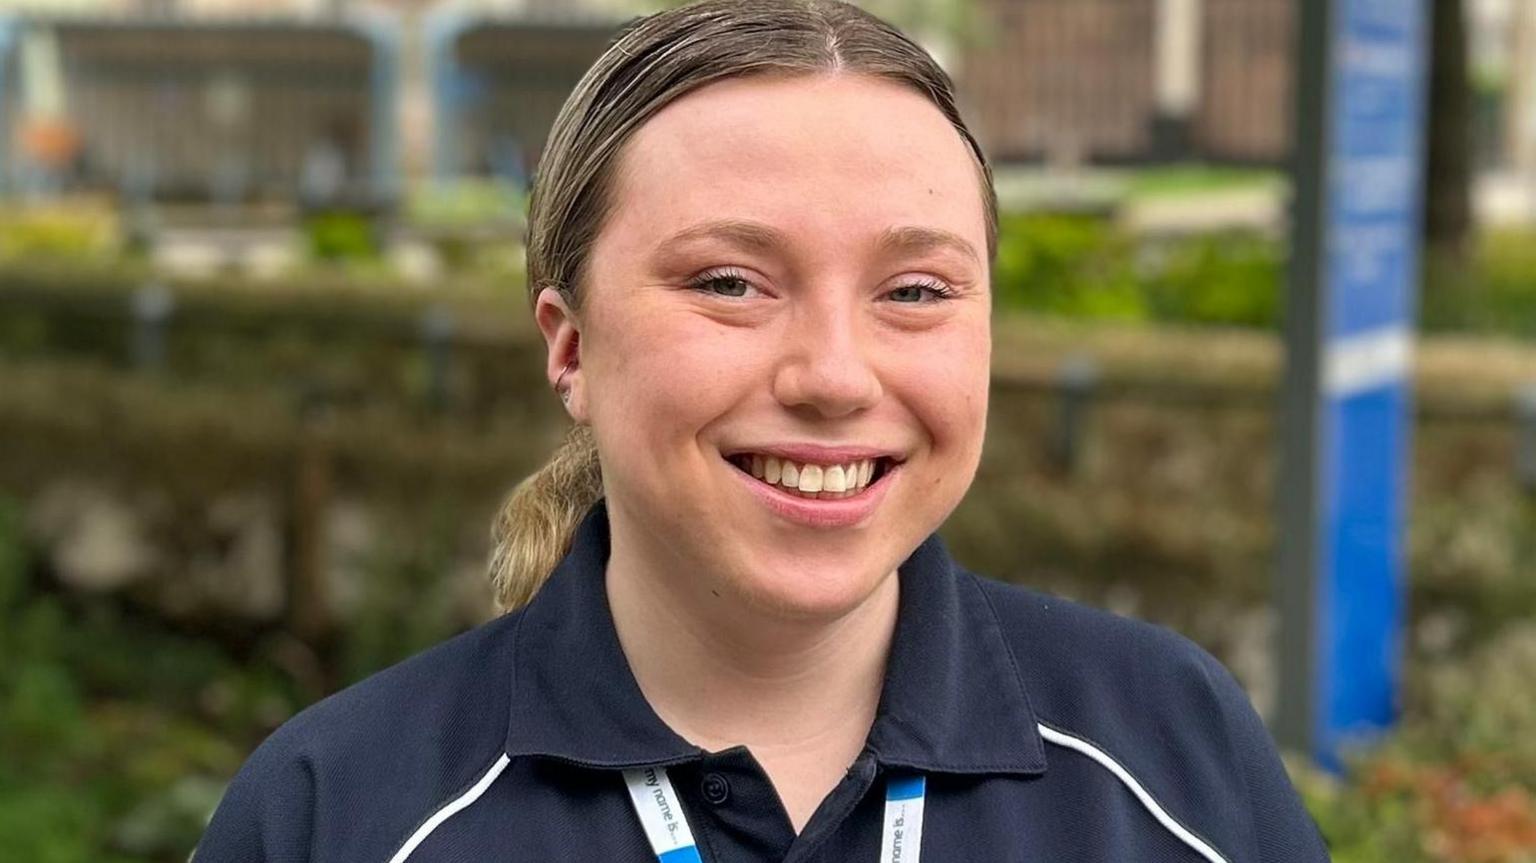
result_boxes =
[1424,0,1474,262]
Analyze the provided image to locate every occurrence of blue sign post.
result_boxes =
[1276,0,1430,771]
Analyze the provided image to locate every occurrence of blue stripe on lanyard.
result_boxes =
[886,775,926,801]
[626,767,927,862]
[881,773,926,863]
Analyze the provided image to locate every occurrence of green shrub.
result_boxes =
[337,503,478,686]
[0,205,119,262]
[304,211,378,262]
[0,494,277,862]
[1142,232,1283,328]
[993,215,1281,328]
[1422,231,1536,338]
[995,214,1536,338]
[1296,623,1536,862]
[404,179,525,232]
[992,213,1148,321]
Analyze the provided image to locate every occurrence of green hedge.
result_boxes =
[992,214,1536,338]
[0,262,540,417]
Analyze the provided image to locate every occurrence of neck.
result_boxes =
[605,535,898,756]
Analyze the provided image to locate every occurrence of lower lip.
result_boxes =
[728,461,897,529]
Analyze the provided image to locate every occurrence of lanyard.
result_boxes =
[623,767,926,862]
[880,774,926,863]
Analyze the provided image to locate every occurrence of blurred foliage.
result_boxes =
[399,180,527,276]
[1421,232,1536,338]
[1296,621,1536,862]
[0,202,120,262]
[336,503,487,685]
[0,262,540,420]
[992,214,1536,339]
[1141,231,1285,327]
[0,495,260,862]
[303,211,379,262]
[993,213,1148,320]
[991,212,1284,325]
[0,490,477,862]
[403,179,525,232]
[1122,165,1281,200]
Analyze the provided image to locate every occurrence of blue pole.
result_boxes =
[1277,0,1431,772]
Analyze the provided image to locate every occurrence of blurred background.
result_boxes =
[0,0,1532,860]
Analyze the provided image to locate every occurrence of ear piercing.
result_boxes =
[555,362,575,403]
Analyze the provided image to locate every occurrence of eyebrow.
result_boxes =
[654,220,788,256]
[653,220,981,266]
[875,225,981,266]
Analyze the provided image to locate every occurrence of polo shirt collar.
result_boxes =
[503,501,1047,776]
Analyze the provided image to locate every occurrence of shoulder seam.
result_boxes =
[386,751,511,863]
[1036,722,1234,863]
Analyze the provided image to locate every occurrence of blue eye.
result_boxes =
[702,275,751,297]
[688,268,758,298]
[886,280,954,303]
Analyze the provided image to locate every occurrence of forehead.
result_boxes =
[600,73,987,262]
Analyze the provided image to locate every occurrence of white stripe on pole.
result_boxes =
[1323,325,1414,397]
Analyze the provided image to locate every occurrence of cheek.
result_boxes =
[584,308,767,442]
[887,318,991,450]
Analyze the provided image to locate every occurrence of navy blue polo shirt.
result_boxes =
[195,502,1329,862]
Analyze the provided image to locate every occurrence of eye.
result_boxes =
[688,268,761,299]
[884,278,955,303]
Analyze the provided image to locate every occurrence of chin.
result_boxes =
[727,551,896,621]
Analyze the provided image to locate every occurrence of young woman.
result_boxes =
[195,2,1329,860]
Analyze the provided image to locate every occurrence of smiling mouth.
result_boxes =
[725,453,897,500]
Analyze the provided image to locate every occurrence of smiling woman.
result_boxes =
[193,2,1329,862]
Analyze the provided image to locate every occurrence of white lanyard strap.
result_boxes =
[624,767,926,862]
[623,767,704,863]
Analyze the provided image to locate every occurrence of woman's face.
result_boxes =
[541,73,991,620]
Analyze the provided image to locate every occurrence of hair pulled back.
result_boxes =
[490,0,997,611]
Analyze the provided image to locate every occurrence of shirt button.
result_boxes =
[700,772,731,805]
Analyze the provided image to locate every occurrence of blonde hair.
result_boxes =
[489,0,998,611]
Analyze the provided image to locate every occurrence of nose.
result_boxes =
[771,296,883,418]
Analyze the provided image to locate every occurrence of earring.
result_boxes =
[555,362,575,404]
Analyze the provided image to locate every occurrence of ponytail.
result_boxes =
[488,425,603,612]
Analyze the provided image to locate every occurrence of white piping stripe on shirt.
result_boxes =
[1037,723,1232,863]
[387,753,511,863]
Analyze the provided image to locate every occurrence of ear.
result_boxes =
[534,288,588,422]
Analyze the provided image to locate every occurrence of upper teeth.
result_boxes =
[744,455,878,496]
